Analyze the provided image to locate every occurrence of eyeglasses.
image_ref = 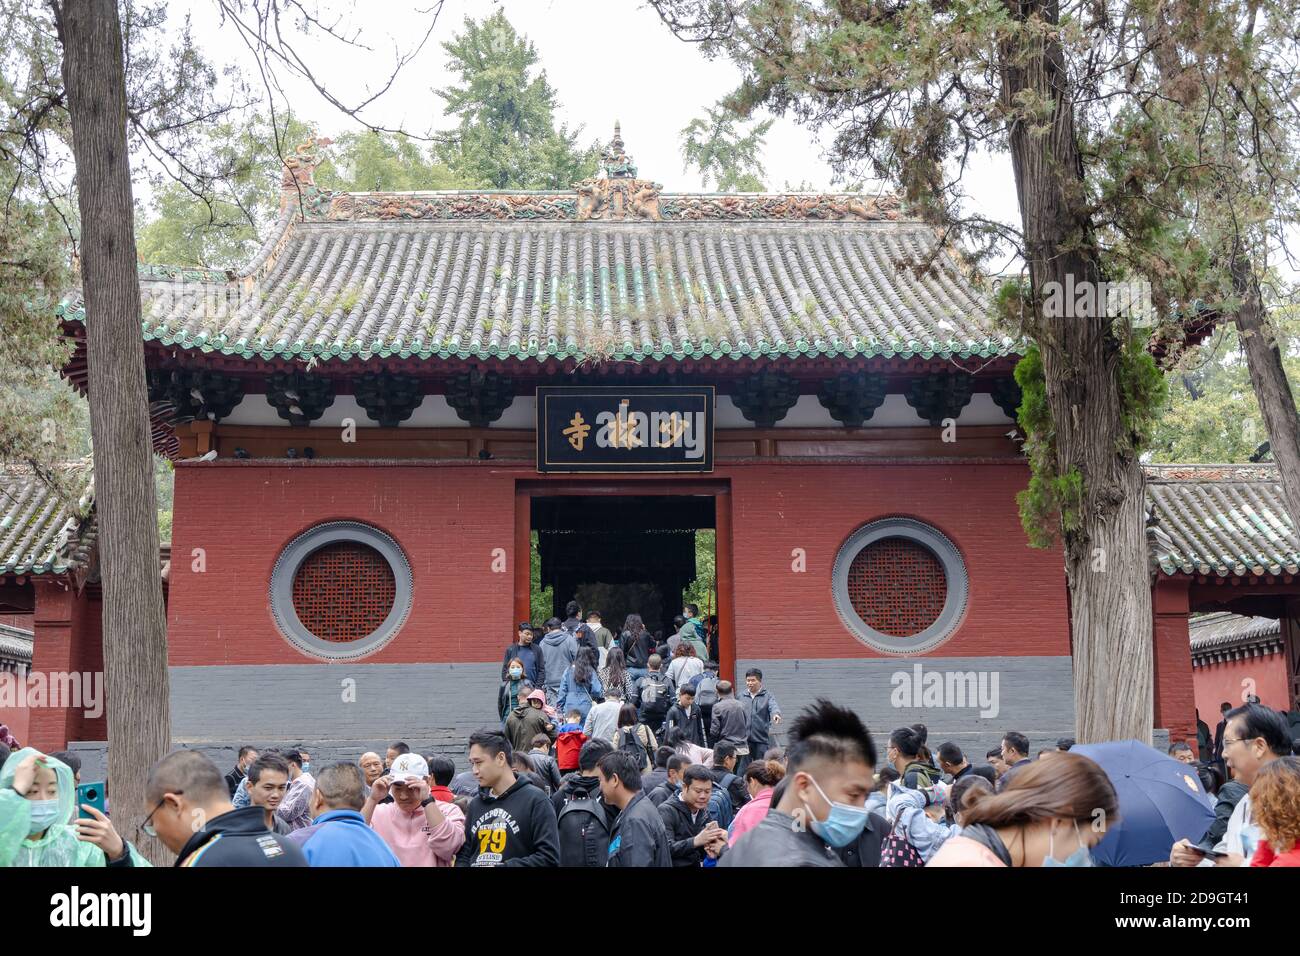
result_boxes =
[1222,737,1252,748]
[138,791,182,839]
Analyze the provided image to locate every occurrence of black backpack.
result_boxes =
[618,725,650,770]
[557,795,610,867]
[638,674,671,722]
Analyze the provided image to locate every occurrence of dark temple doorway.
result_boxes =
[529,495,716,642]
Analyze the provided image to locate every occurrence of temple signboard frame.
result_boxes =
[535,386,715,473]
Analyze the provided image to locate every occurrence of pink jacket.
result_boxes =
[926,834,1007,867]
[728,787,773,847]
[371,799,466,867]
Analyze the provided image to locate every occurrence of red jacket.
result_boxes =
[1250,840,1300,867]
[555,728,587,771]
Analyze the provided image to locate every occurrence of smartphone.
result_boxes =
[1193,843,1227,859]
[76,781,106,819]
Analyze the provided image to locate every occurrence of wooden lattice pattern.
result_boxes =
[291,541,396,641]
[846,537,947,637]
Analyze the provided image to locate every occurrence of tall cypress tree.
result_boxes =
[436,11,599,189]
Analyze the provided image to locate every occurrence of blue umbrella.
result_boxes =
[1070,740,1215,866]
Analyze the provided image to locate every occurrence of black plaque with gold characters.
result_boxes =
[536,386,714,473]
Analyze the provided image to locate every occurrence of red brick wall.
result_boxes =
[1152,580,1197,744]
[167,459,1071,666]
[1194,655,1291,718]
[26,579,103,750]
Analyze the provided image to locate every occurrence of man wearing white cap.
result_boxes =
[364,752,466,867]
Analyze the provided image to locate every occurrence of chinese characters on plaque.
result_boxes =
[536,387,714,473]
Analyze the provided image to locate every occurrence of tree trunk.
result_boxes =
[1000,0,1154,743]
[1139,7,1300,529]
[1233,253,1300,525]
[54,0,171,863]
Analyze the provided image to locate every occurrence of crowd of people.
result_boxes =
[3,695,1299,867]
[2,600,1299,868]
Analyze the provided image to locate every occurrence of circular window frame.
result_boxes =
[832,517,968,655]
[270,521,413,661]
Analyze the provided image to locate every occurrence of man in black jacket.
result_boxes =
[648,754,688,806]
[709,681,751,771]
[663,687,707,747]
[599,751,671,867]
[457,730,560,867]
[721,699,876,868]
[501,622,546,688]
[708,742,749,812]
[224,746,258,798]
[146,750,307,867]
[658,764,725,866]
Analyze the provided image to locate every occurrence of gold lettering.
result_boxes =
[563,411,591,451]
[658,412,690,447]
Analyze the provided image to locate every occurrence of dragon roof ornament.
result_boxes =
[278,126,904,224]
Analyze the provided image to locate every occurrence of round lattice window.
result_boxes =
[270,522,412,660]
[832,518,967,654]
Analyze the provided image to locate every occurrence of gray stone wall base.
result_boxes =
[59,657,1170,781]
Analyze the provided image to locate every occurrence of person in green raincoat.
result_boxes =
[0,748,148,867]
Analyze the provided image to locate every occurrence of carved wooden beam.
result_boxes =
[266,371,336,426]
[354,371,424,427]
[445,369,514,427]
[146,369,245,423]
[731,370,801,427]
[817,371,889,427]
[906,374,974,426]
[989,376,1023,420]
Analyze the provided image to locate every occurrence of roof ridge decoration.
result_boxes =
[1144,463,1281,482]
[283,125,905,224]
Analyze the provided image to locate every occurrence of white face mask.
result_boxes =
[27,798,62,835]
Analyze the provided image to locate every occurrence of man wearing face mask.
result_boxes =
[143,750,307,866]
[275,749,317,832]
[720,698,877,867]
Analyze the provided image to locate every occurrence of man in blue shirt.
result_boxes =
[287,762,400,867]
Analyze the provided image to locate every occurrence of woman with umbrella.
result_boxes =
[1070,738,1216,866]
[927,752,1118,867]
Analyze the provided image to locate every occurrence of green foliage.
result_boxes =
[1150,313,1300,463]
[682,529,717,614]
[680,105,772,191]
[435,10,600,189]
[529,530,553,623]
[315,130,461,193]
[1117,335,1167,451]
[1012,344,1060,548]
[136,120,462,270]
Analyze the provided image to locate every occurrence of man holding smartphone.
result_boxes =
[1169,703,1291,866]
[659,764,727,865]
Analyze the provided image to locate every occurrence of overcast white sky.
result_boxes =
[173,0,1021,266]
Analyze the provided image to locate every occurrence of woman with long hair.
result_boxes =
[666,641,703,687]
[620,613,654,678]
[728,760,786,847]
[598,647,636,706]
[556,646,604,725]
[927,752,1118,867]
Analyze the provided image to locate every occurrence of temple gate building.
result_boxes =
[3,128,1297,771]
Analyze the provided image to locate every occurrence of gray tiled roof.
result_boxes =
[1188,611,1281,652]
[0,466,95,577]
[61,218,1013,364]
[1145,464,1300,576]
[0,623,32,667]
